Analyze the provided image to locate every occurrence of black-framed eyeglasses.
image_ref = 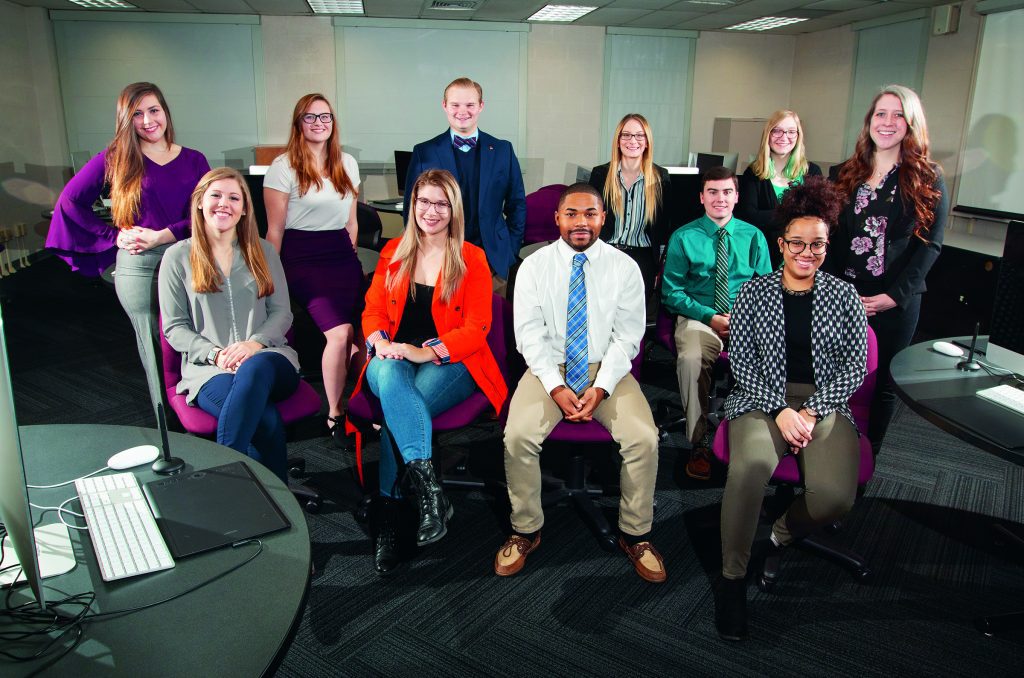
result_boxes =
[415,197,451,214]
[619,132,647,142]
[301,113,334,124]
[783,239,828,255]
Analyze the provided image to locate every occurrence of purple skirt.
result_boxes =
[280,229,364,332]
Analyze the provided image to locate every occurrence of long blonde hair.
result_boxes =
[387,170,466,303]
[749,109,809,182]
[285,93,357,198]
[188,167,274,298]
[106,82,175,229]
[602,113,662,226]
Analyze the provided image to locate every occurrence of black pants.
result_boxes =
[866,293,921,452]
[613,245,658,318]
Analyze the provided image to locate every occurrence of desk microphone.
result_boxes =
[957,322,982,372]
[152,403,185,475]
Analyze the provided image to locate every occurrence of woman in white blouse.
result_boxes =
[264,93,362,446]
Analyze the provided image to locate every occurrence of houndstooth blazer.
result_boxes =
[724,268,868,430]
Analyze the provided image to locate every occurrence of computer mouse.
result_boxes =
[107,445,161,470]
[932,341,964,358]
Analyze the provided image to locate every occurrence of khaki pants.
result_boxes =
[673,317,723,444]
[503,363,660,536]
[719,383,861,579]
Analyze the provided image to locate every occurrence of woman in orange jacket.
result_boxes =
[354,169,506,574]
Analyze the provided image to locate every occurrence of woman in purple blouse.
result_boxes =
[46,82,210,422]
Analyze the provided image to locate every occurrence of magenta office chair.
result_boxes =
[158,322,324,511]
[711,325,879,589]
[522,184,567,247]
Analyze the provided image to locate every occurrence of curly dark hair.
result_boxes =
[775,175,845,235]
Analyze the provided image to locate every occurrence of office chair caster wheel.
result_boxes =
[288,458,306,477]
[355,496,373,523]
[757,574,777,593]
[304,498,321,513]
[598,534,619,552]
[852,567,871,583]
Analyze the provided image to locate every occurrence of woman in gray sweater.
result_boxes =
[159,167,301,481]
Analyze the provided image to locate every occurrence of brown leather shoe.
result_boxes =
[494,532,541,577]
[685,446,712,481]
[618,537,667,583]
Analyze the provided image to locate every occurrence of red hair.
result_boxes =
[285,94,356,198]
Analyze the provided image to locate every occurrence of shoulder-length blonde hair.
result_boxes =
[188,167,274,298]
[602,113,662,226]
[106,82,175,229]
[836,84,941,240]
[285,93,357,198]
[387,169,466,304]
[749,109,810,182]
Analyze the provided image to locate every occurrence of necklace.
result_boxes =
[781,280,813,296]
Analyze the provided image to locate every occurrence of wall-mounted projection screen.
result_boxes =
[53,17,262,166]
[956,7,1024,221]
[335,22,526,163]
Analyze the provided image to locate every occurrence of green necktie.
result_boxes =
[714,228,730,314]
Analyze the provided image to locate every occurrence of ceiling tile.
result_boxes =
[186,0,256,12]
[244,0,311,13]
[129,0,201,9]
[803,0,875,10]
[605,0,678,8]
[733,0,807,13]
[673,12,748,29]
[573,7,651,25]
[825,1,924,22]
[363,0,422,17]
[626,8,706,27]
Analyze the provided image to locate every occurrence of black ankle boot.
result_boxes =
[405,459,452,546]
[714,577,749,641]
[373,497,402,575]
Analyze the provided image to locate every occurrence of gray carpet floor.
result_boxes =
[3,257,1023,677]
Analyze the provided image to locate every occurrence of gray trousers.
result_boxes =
[114,244,170,425]
[720,382,861,579]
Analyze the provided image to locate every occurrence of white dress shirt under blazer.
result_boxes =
[513,238,645,397]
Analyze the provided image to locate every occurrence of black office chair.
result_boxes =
[356,202,385,251]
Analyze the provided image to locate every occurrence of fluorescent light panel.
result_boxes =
[684,0,734,5]
[68,0,136,7]
[725,16,808,31]
[528,4,598,22]
[306,0,364,14]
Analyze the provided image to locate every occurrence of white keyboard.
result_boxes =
[976,384,1024,416]
[75,473,175,581]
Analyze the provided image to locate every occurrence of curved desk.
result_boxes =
[8,425,310,677]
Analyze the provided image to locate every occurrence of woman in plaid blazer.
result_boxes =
[715,177,868,641]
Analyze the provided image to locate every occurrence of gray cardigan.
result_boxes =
[158,237,299,404]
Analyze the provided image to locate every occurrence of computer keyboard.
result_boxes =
[75,473,175,582]
[976,383,1024,416]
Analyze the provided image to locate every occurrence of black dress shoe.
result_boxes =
[373,497,402,575]
[714,576,749,641]
[405,459,452,546]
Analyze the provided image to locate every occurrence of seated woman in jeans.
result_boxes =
[159,167,300,482]
[714,176,868,641]
[353,169,506,575]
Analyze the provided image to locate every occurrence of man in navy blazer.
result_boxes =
[403,77,527,292]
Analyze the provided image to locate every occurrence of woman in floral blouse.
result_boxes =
[828,84,947,453]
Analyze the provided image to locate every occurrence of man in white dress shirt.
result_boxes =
[494,183,665,583]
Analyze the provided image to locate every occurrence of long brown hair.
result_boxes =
[602,113,662,226]
[836,85,942,240]
[106,82,175,229]
[388,170,466,303]
[285,93,356,198]
[188,167,274,298]
[749,109,809,182]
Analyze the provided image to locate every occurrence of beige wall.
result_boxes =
[689,31,796,157]
[790,26,856,166]
[0,1,67,260]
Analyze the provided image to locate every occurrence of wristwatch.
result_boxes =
[206,347,221,366]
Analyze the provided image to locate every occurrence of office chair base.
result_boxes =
[289,481,322,513]
[797,533,871,582]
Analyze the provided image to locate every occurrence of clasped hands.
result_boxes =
[550,385,604,423]
[116,226,169,255]
[775,407,818,454]
[373,340,438,364]
[215,340,263,373]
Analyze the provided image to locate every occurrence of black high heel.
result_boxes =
[328,415,350,450]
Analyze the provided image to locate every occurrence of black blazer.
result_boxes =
[826,162,948,307]
[736,162,823,241]
[588,163,674,248]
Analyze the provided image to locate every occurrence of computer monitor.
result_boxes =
[987,220,1024,376]
[695,152,739,175]
[394,150,413,196]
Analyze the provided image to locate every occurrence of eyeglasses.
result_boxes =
[619,132,647,142]
[415,197,451,214]
[783,239,828,255]
[301,113,334,124]
[770,128,799,139]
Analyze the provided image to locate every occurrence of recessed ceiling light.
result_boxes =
[724,16,809,31]
[527,4,598,22]
[306,0,364,14]
[67,0,136,7]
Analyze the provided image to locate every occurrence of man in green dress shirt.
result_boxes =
[661,166,772,480]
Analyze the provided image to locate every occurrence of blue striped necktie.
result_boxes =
[565,253,589,395]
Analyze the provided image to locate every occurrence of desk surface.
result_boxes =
[890,338,1024,465]
[8,425,310,677]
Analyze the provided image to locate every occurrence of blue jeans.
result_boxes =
[365,357,476,497]
[196,351,300,482]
